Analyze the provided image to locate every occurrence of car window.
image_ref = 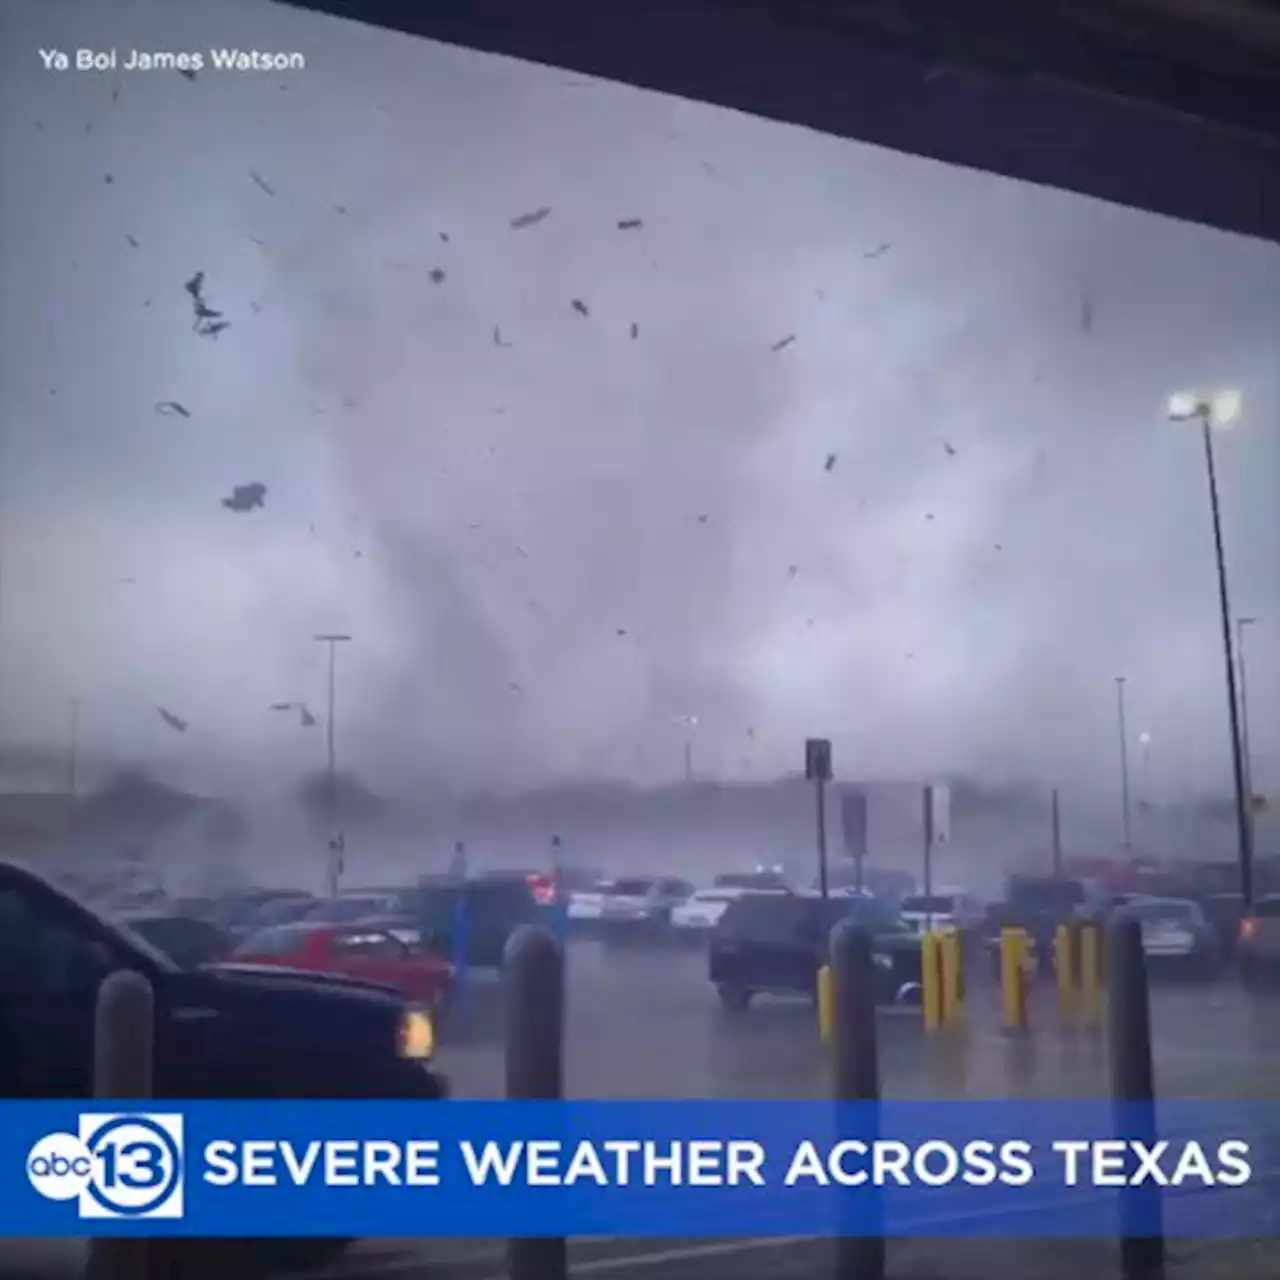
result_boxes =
[308,896,388,923]
[610,878,655,897]
[251,896,316,927]
[901,895,957,914]
[334,930,407,959]
[660,879,692,896]
[235,924,313,957]
[719,894,807,940]
[0,887,125,997]
[1132,900,1199,924]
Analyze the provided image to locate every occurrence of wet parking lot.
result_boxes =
[9,937,1280,1280]
[315,937,1280,1280]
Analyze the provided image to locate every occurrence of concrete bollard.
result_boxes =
[1080,923,1104,1029]
[830,921,885,1280]
[999,928,1030,1032]
[504,926,567,1280]
[1054,923,1079,1028]
[1107,916,1165,1280]
[816,964,835,1045]
[939,931,965,1030]
[921,933,944,1034]
[86,970,154,1280]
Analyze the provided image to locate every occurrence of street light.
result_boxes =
[1238,616,1258,828]
[675,714,698,783]
[1115,676,1132,850]
[315,634,352,896]
[1166,389,1253,903]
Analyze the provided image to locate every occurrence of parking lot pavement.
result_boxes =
[436,937,1280,1100]
[307,939,1280,1280]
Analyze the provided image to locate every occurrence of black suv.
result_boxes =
[412,872,543,969]
[0,862,448,1271]
[709,893,923,1012]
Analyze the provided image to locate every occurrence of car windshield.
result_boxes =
[308,897,388,924]
[716,873,788,890]
[1133,900,1199,925]
[235,925,316,957]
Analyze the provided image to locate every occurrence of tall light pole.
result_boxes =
[1115,676,1132,851]
[676,714,698,783]
[315,633,352,896]
[65,697,81,840]
[1167,390,1253,904]
[1238,616,1257,834]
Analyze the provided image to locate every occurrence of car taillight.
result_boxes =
[529,875,555,906]
[1240,917,1259,940]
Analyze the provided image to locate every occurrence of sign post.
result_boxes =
[841,788,869,892]
[805,739,833,899]
[922,784,951,931]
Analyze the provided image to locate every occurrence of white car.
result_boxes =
[567,881,615,922]
[671,886,790,931]
[597,876,695,926]
[898,889,985,935]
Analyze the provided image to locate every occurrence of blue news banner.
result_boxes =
[5,1100,1278,1238]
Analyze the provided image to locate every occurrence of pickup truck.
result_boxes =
[0,862,448,1272]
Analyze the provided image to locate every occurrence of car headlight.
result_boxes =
[398,1006,435,1060]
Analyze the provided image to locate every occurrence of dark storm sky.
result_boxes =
[1,0,1277,802]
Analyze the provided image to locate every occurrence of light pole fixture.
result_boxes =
[1166,388,1253,903]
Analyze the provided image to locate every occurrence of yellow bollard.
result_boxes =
[1080,924,1103,1028]
[922,932,944,1033]
[817,964,834,1044]
[940,929,965,1029]
[1054,923,1078,1027]
[1000,927,1030,1031]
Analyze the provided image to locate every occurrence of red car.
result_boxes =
[231,922,453,1011]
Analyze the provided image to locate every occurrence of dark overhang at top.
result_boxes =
[280,0,1280,243]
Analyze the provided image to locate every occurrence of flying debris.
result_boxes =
[125,234,139,249]
[221,482,267,512]
[571,299,589,317]
[1081,283,1094,334]
[115,577,137,586]
[926,513,935,521]
[616,628,628,637]
[824,453,838,473]
[493,326,512,348]
[787,564,799,577]
[269,702,294,712]
[177,66,197,80]
[994,543,1004,552]
[617,218,643,230]
[508,681,524,694]
[157,708,188,733]
[630,322,639,340]
[248,169,275,197]
[510,206,551,230]
[943,441,957,456]
[439,231,450,242]
[104,174,114,185]
[697,514,708,524]
[863,243,891,259]
[770,334,796,353]
[183,271,229,337]
[429,268,446,284]
[154,401,190,418]
[299,706,316,727]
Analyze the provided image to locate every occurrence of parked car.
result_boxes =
[118,913,231,969]
[596,876,696,934]
[414,873,545,969]
[305,889,416,926]
[0,862,447,1274]
[233,922,454,1011]
[897,889,986,937]
[1201,892,1246,960]
[671,885,790,937]
[1238,895,1280,985]
[983,875,1088,975]
[1124,896,1221,978]
[708,892,922,1012]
